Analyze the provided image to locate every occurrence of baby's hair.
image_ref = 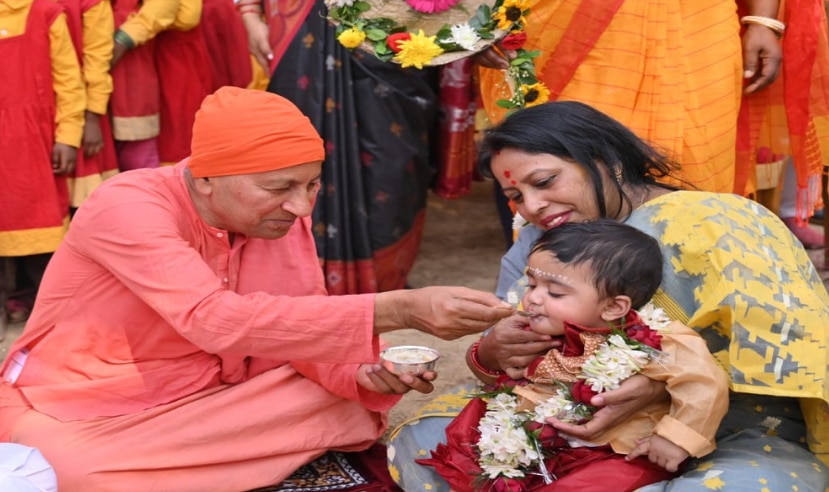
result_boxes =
[529,219,663,309]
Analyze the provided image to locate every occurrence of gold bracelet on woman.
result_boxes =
[740,15,786,37]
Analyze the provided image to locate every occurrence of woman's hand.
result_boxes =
[546,374,668,441]
[472,45,516,70]
[241,12,273,73]
[742,23,782,94]
[52,143,77,175]
[475,315,560,380]
[356,364,437,395]
[82,111,104,157]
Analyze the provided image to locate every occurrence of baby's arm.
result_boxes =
[626,435,688,472]
[637,321,730,459]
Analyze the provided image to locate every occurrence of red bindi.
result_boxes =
[503,170,511,178]
[510,180,516,185]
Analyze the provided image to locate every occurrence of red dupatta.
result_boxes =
[735,0,829,219]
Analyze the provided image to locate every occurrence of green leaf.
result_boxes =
[374,42,390,55]
[375,50,394,63]
[353,1,371,13]
[476,6,491,28]
[365,29,387,41]
[496,99,517,109]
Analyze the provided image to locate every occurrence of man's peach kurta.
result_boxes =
[0,162,400,492]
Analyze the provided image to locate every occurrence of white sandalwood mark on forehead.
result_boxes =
[528,266,570,283]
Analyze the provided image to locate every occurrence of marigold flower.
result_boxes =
[393,29,444,69]
[493,0,530,31]
[520,82,550,107]
[337,27,366,49]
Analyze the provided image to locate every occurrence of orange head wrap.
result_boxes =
[187,87,324,178]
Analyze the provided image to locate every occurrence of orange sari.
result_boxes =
[479,0,743,194]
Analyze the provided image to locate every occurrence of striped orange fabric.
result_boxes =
[744,0,829,218]
[480,0,743,193]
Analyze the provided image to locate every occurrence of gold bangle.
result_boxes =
[740,15,786,37]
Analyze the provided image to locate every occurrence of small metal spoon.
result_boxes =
[516,310,533,317]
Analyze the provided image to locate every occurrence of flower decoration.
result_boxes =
[337,26,367,49]
[326,0,547,110]
[394,29,445,68]
[470,304,668,486]
[493,0,529,30]
[405,0,462,13]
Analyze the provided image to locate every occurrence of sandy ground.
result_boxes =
[1,180,827,437]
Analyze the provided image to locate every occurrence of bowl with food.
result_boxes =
[379,345,440,376]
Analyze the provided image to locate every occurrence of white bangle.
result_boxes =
[740,15,786,37]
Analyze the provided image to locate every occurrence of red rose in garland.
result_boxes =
[386,33,412,53]
[625,324,663,350]
[500,32,527,50]
[570,379,598,406]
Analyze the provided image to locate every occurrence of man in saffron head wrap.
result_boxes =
[0,87,514,492]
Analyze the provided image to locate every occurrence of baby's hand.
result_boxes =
[356,364,437,395]
[626,435,689,472]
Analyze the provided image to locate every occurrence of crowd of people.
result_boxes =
[0,0,828,491]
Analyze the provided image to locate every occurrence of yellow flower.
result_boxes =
[393,29,444,69]
[337,27,366,49]
[521,82,550,107]
[493,0,530,31]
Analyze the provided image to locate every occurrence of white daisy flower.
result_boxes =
[449,23,481,51]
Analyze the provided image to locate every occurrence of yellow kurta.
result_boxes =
[81,0,113,114]
[0,0,84,147]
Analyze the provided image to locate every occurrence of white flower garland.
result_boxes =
[475,303,670,481]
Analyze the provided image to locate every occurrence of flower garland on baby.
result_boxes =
[326,0,549,109]
[474,304,671,487]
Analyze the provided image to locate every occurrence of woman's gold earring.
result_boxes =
[614,166,623,184]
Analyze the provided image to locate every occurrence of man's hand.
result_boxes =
[742,24,782,94]
[374,287,514,340]
[626,435,689,473]
[241,12,273,73]
[52,143,77,175]
[476,315,560,380]
[546,374,668,441]
[356,364,437,395]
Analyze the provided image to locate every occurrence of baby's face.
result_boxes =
[521,252,609,336]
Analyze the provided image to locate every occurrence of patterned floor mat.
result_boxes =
[248,444,401,492]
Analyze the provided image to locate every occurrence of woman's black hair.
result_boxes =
[529,219,663,309]
[479,101,684,219]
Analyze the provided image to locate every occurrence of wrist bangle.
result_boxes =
[470,340,505,377]
[235,0,261,9]
[113,29,135,49]
[740,16,786,37]
[238,7,262,14]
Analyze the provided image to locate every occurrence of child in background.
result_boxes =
[421,220,729,492]
[0,0,85,335]
[62,0,119,210]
